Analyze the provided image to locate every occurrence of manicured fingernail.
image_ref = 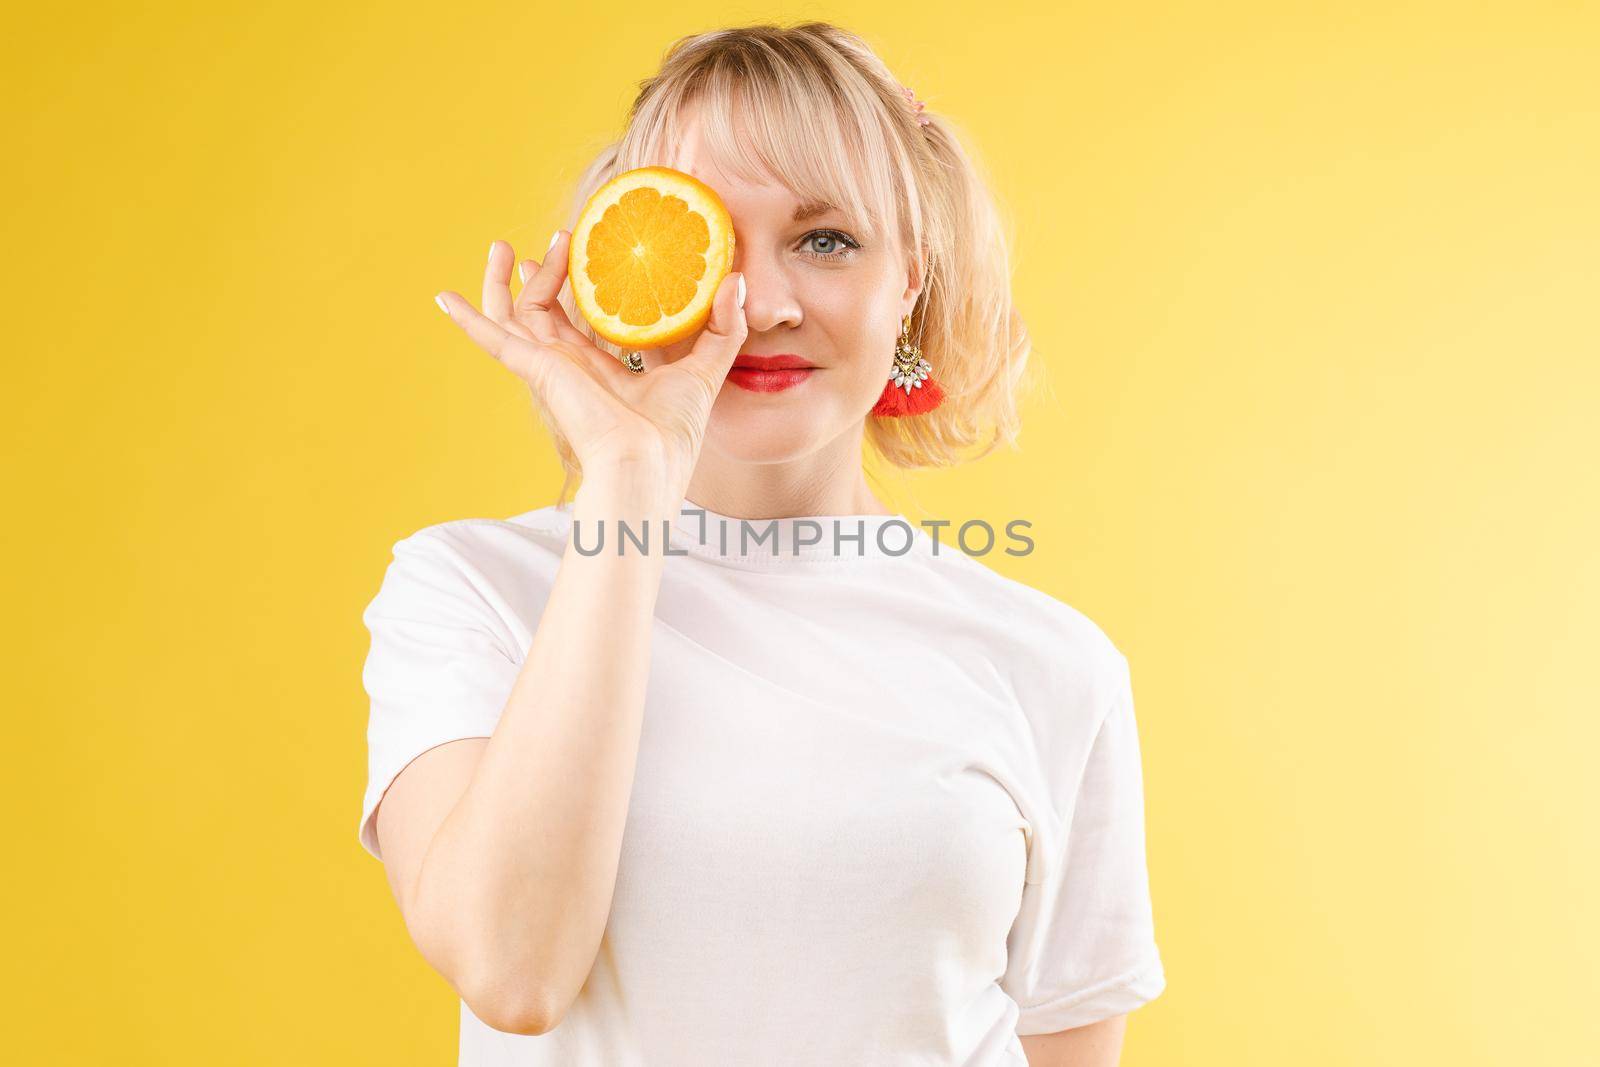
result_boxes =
[519,262,530,284]
[435,294,449,315]
[547,230,562,253]
[487,241,498,263]
[735,273,746,309]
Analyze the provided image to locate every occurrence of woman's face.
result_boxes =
[654,110,923,465]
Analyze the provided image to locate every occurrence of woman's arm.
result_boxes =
[375,229,743,1034]
[1020,1014,1128,1067]
[375,464,676,1035]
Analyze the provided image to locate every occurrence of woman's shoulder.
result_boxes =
[374,505,573,592]
[919,546,1123,648]
[917,547,1130,702]
[389,503,571,550]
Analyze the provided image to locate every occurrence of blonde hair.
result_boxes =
[544,20,1033,506]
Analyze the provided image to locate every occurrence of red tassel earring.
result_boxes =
[872,313,944,417]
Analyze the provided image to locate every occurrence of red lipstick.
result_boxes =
[727,353,817,393]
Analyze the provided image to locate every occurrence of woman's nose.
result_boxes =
[728,252,801,329]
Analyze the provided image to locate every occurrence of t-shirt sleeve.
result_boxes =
[357,527,525,863]
[1001,653,1167,1034]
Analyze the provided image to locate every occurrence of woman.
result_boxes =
[359,20,1166,1067]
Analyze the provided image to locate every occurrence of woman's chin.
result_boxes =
[702,417,827,465]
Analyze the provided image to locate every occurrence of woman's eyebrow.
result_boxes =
[792,200,839,223]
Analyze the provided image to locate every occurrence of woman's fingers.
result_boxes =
[483,241,515,323]
[446,232,645,396]
[512,230,639,388]
[437,288,635,400]
[513,230,574,342]
[436,290,556,387]
[517,258,588,348]
[675,272,748,393]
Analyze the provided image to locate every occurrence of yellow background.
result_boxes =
[6,2,1596,1063]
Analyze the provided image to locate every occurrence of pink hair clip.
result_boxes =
[899,83,932,127]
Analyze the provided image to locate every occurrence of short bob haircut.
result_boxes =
[545,20,1033,506]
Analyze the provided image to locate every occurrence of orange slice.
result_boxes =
[567,166,736,349]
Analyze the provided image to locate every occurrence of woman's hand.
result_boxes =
[434,232,747,499]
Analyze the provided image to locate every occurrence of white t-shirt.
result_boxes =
[358,500,1166,1065]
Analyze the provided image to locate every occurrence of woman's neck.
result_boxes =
[683,437,893,519]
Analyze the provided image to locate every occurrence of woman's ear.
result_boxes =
[903,249,927,317]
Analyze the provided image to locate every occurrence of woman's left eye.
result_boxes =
[799,229,861,261]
